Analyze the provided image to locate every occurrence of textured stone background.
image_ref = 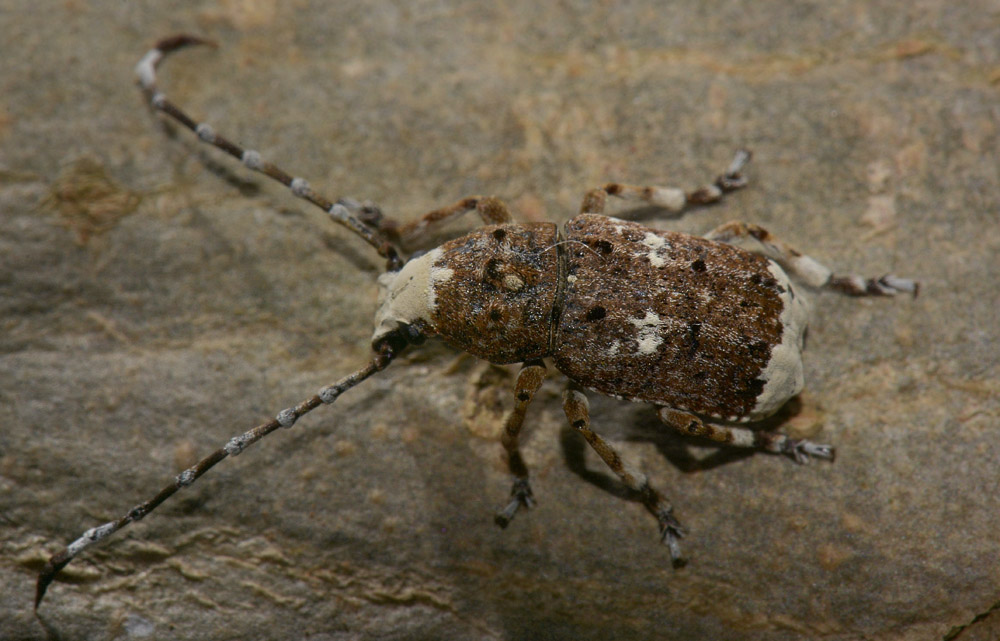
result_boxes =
[2,2,999,640]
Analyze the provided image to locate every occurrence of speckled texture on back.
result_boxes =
[554,214,800,418]
[431,222,560,363]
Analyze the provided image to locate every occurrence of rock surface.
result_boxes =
[2,2,998,640]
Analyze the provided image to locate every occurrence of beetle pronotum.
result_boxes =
[35,35,917,608]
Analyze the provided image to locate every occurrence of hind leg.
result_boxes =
[706,221,918,296]
[657,407,834,464]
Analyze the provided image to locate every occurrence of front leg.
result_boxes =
[364,195,515,244]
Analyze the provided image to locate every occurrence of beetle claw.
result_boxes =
[494,478,534,528]
[785,439,836,464]
[657,508,686,566]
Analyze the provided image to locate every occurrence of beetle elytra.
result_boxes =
[35,35,917,608]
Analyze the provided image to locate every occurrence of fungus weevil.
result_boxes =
[35,35,918,608]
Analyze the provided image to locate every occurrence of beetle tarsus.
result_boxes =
[784,439,836,464]
[494,478,534,528]
[657,509,686,566]
[829,273,919,298]
[716,149,752,192]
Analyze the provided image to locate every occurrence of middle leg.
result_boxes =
[578,149,751,215]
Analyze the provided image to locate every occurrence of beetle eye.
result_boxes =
[402,322,426,345]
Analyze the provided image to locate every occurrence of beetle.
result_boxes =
[35,35,917,608]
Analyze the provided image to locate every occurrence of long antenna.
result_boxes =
[36,342,400,609]
[135,35,404,272]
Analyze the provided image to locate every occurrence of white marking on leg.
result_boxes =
[881,275,918,294]
[790,254,832,288]
[729,427,756,448]
[647,186,685,210]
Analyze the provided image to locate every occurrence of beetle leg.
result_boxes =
[705,221,918,297]
[563,388,685,562]
[579,149,751,215]
[392,195,514,242]
[657,407,835,464]
[494,360,547,528]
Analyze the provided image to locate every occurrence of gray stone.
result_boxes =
[2,2,998,639]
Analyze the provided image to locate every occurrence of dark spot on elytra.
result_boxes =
[489,309,504,322]
[751,272,786,293]
[765,278,786,293]
[684,322,702,356]
[585,306,606,321]
[593,239,614,255]
[691,258,706,272]
[693,371,708,381]
[484,257,503,280]
[492,228,507,242]
[743,378,766,397]
[747,339,770,357]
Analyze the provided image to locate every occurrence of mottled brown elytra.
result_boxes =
[35,34,917,608]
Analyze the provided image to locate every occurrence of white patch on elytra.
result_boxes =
[607,340,620,356]
[629,311,665,355]
[749,260,810,419]
[640,232,667,268]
